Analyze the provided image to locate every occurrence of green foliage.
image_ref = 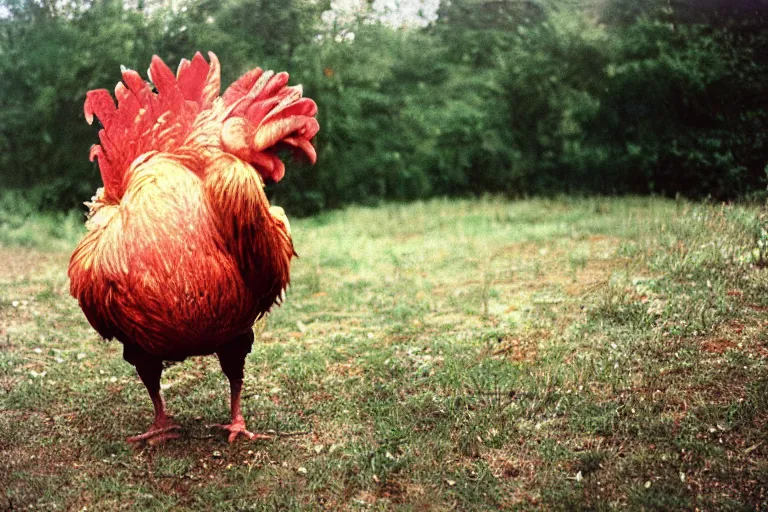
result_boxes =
[0,0,166,206]
[0,0,766,213]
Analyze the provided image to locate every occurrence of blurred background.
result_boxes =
[0,0,767,216]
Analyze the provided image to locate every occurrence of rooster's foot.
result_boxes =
[210,419,272,443]
[127,420,181,445]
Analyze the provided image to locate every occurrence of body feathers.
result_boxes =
[68,53,316,360]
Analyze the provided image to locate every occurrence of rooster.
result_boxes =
[68,52,318,444]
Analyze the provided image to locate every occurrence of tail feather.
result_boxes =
[148,56,183,105]
[84,89,116,125]
[84,52,317,201]
[220,72,318,181]
[221,67,266,106]
[176,52,220,107]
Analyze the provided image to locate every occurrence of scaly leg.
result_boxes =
[123,346,180,445]
[212,332,271,443]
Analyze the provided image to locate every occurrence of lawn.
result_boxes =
[1,197,767,510]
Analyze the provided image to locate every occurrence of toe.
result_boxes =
[148,431,181,446]
[227,427,255,443]
[210,421,273,442]
[127,424,181,444]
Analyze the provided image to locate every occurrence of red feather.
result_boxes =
[69,53,317,359]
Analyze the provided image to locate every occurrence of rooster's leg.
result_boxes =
[124,347,180,445]
[213,332,272,443]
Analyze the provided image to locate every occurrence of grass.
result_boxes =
[1,196,768,510]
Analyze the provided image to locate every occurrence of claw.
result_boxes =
[127,421,181,445]
[210,419,272,443]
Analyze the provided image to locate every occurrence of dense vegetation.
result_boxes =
[1,0,767,215]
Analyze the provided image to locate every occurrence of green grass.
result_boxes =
[1,196,768,510]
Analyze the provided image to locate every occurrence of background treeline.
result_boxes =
[1,0,767,215]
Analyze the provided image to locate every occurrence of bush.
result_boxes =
[0,0,766,214]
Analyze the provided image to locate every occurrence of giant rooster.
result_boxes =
[68,52,318,444]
